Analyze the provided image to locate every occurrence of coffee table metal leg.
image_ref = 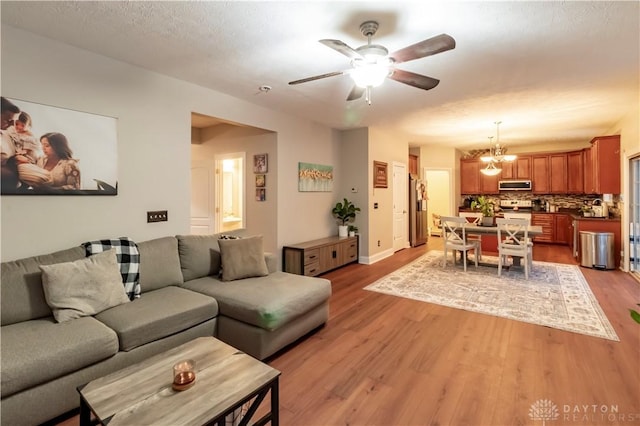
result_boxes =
[79,396,91,426]
[271,377,279,426]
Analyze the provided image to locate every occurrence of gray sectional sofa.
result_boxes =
[1,230,331,425]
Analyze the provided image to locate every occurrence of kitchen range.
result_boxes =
[497,199,532,221]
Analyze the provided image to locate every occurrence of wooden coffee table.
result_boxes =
[77,337,280,425]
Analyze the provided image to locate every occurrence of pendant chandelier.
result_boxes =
[480,121,516,176]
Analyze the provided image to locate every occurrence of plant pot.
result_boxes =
[349,231,355,237]
[482,216,494,227]
[338,225,349,237]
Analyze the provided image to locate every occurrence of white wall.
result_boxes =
[0,26,339,261]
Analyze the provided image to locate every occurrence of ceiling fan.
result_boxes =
[288,21,456,104]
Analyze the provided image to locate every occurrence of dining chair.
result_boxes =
[496,218,533,279]
[459,212,483,260]
[502,213,533,245]
[441,216,479,272]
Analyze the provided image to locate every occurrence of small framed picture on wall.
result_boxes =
[256,188,266,201]
[255,174,266,187]
[253,154,268,173]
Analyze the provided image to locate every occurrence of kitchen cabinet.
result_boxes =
[566,151,584,193]
[461,160,480,194]
[532,213,553,242]
[532,213,571,244]
[575,218,621,268]
[532,154,567,194]
[460,159,500,194]
[549,153,568,194]
[480,169,500,194]
[409,154,418,175]
[584,135,620,194]
[554,214,570,244]
[531,156,550,194]
[283,236,358,276]
[501,156,531,179]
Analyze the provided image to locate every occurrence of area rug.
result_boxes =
[364,250,619,341]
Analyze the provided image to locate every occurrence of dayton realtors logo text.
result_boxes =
[530,399,640,424]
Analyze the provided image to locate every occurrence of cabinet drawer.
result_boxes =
[304,249,320,265]
[304,261,320,276]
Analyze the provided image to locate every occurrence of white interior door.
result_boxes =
[190,160,215,235]
[393,162,409,251]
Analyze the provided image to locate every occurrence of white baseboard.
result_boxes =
[359,248,395,265]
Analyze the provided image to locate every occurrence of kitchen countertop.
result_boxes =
[458,207,621,221]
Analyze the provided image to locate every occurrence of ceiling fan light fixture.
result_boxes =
[350,60,390,88]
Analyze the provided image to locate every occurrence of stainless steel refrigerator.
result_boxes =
[409,174,428,247]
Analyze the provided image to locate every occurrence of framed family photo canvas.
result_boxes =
[255,174,265,187]
[1,97,118,195]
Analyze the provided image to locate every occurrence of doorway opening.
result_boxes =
[424,167,453,237]
[216,153,245,233]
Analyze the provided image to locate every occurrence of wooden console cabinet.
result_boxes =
[283,236,358,276]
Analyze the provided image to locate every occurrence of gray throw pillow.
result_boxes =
[218,235,269,281]
[39,249,130,323]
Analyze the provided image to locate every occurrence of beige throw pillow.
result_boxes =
[218,235,269,281]
[39,249,130,322]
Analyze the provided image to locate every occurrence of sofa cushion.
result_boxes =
[0,317,119,397]
[94,286,218,351]
[177,229,250,281]
[83,237,141,300]
[181,272,331,331]
[39,250,130,323]
[137,237,184,292]
[218,236,269,281]
[1,246,85,326]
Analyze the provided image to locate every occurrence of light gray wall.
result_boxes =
[191,124,277,254]
[0,26,340,261]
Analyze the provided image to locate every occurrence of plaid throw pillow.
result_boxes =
[82,237,141,300]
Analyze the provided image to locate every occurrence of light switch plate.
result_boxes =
[147,210,168,223]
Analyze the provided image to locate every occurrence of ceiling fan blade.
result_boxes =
[388,69,440,91]
[319,39,363,60]
[389,33,456,64]
[346,85,365,101]
[288,71,344,85]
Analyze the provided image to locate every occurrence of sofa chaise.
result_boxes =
[1,229,331,425]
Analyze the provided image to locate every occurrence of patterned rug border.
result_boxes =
[364,250,619,341]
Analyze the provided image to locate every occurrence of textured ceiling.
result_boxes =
[1,1,638,150]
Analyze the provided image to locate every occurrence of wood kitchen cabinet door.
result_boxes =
[532,156,550,194]
[499,156,531,180]
[554,214,570,244]
[480,170,500,194]
[567,151,584,193]
[460,160,481,194]
[591,135,621,194]
[549,153,568,193]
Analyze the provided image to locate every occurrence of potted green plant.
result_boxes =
[332,198,360,237]
[348,225,359,237]
[471,196,495,226]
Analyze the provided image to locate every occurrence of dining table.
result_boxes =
[458,223,543,268]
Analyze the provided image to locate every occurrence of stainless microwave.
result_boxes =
[498,180,532,191]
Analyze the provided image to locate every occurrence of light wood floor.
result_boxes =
[55,239,640,426]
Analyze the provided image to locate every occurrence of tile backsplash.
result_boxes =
[461,193,620,213]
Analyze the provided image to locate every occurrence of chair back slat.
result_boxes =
[496,218,529,248]
[459,212,482,225]
[441,216,467,244]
